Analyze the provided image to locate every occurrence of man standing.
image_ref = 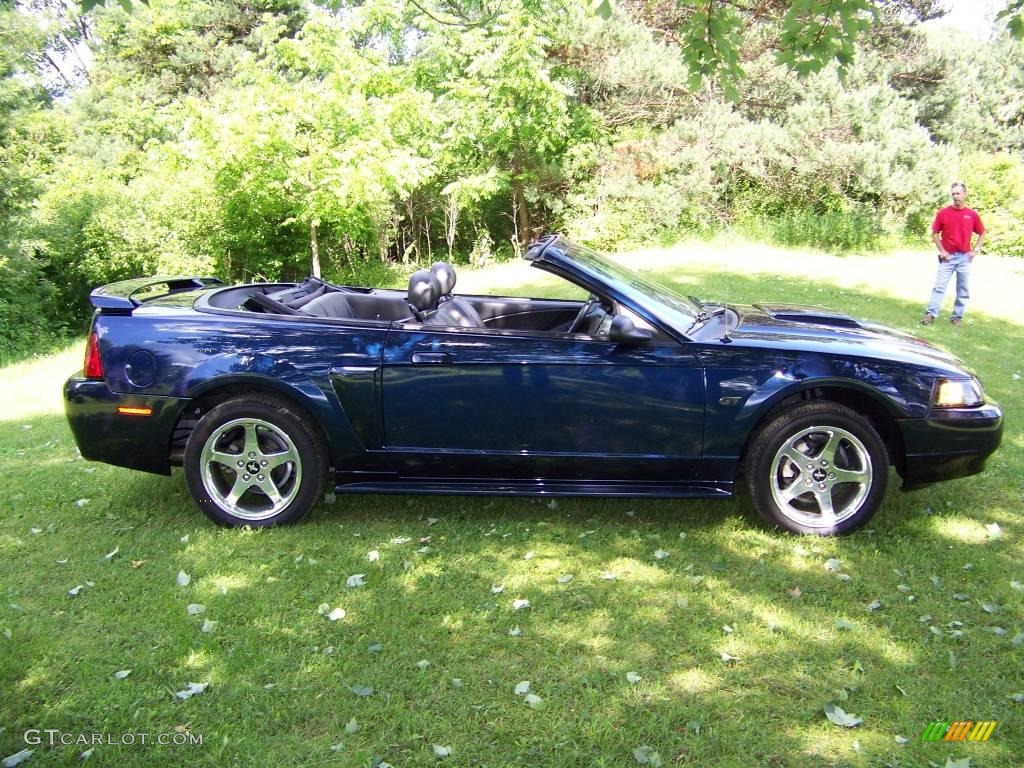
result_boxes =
[921,182,985,326]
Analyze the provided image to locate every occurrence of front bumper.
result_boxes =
[64,375,185,476]
[898,401,1003,490]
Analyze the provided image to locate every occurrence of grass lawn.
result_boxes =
[1,239,1021,767]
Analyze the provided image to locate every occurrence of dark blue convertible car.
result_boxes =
[64,235,1002,535]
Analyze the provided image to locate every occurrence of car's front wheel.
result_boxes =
[745,401,888,535]
[183,395,327,527]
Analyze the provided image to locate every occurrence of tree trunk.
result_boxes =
[310,220,321,278]
[513,180,530,246]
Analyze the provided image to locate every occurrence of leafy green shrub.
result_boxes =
[959,152,1024,258]
[0,247,66,363]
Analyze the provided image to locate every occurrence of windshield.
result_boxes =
[554,240,703,328]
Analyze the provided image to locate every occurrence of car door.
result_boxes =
[381,324,705,482]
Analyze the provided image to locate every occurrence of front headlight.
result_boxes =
[933,377,985,408]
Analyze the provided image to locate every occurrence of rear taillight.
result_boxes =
[84,331,104,380]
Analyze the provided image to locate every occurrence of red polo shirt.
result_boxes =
[932,206,984,254]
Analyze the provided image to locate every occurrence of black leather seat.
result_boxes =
[302,292,355,318]
[407,269,440,321]
[431,262,457,304]
[427,262,484,328]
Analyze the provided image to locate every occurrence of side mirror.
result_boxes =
[608,314,653,345]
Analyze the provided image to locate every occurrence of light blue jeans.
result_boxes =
[926,252,971,319]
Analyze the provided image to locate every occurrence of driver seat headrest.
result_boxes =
[407,269,440,316]
[430,262,456,302]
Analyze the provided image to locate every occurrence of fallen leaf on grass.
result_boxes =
[508,626,522,637]
[130,560,145,569]
[524,693,544,708]
[327,608,346,622]
[719,652,738,663]
[985,524,1002,539]
[367,550,380,562]
[824,558,842,572]
[945,758,972,768]
[186,604,205,615]
[417,660,430,670]
[349,685,373,697]
[1,749,33,767]
[176,571,190,587]
[1010,693,1024,703]
[68,585,84,596]
[788,587,802,598]
[432,745,451,757]
[626,672,642,684]
[512,599,530,610]
[653,550,669,560]
[201,619,217,633]
[895,735,908,744]
[556,574,574,584]
[514,681,531,695]
[75,499,90,507]
[346,574,366,588]
[867,600,882,611]
[835,618,855,631]
[491,584,504,594]
[80,747,94,760]
[344,718,359,734]
[632,745,662,766]
[114,670,131,680]
[175,682,208,701]
[368,642,384,652]
[103,546,119,561]
[825,703,862,728]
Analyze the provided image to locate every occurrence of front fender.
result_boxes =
[701,350,928,473]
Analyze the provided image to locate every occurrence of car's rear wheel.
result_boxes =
[183,395,327,527]
[745,401,888,535]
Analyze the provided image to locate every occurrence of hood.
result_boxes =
[730,303,971,373]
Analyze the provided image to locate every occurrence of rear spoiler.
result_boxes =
[90,276,225,312]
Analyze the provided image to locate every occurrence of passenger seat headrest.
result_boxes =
[430,262,457,298]
[407,269,440,313]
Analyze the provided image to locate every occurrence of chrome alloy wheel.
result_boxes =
[769,425,872,529]
[199,417,302,521]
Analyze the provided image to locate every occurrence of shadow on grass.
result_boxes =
[1,271,1021,766]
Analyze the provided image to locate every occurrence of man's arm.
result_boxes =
[933,231,949,260]
[969,213,985,261]
[969,232,985,260]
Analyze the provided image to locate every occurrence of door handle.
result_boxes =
[411,352,452,365]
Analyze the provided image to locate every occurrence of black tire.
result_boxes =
[183,395,328,527]
[744,401,888,536]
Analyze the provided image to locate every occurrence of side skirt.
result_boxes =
[332,478,734,499]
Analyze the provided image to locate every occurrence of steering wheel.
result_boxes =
[567,294,598,334]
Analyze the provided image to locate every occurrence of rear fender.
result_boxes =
[173,354,371,471]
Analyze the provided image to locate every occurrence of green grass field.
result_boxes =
[1,241,1021,767]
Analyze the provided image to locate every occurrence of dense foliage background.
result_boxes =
[1,0,1023,358]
